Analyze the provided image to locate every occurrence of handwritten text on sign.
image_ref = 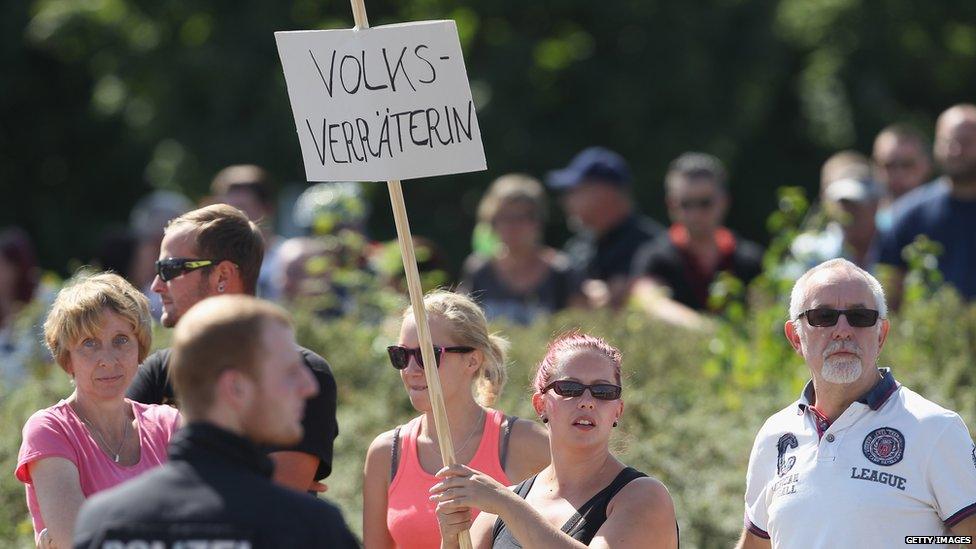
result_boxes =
[275,21,487,182]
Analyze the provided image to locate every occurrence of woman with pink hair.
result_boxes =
[431,331,678,548]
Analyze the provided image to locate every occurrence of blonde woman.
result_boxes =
[363,291,550,549]
[15,273,180,548]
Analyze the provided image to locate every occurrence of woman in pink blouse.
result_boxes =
[16,272,180,548]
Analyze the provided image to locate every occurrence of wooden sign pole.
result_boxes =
[347,3,474,548]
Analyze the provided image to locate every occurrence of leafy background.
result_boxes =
[3,0,976,274]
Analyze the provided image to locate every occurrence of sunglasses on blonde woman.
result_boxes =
[386,345,475,370]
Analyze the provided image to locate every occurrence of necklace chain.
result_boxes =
[76,407,129,463]
[453,407,485,456]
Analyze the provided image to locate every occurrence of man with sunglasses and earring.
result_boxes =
[737,258,976,549]
[631,152,762,328]
[126,203,339,494]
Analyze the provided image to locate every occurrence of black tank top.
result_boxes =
[490,467,647,547]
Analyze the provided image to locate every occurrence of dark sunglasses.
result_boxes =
[542,380,622,401]
[387,345,475,370]
[678,197,716,210]
[798,308,880,328]
[155,258,216,282]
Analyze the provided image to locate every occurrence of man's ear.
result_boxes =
[878,318,890,349]
[217,370,253,409]
[213,260,242,293]
[784,320,803,355]
[664,196,679,221]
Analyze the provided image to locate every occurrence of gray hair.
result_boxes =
[788,259,888,321]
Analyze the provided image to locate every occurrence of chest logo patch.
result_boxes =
[777,433,798,476]
[862,427,905,466]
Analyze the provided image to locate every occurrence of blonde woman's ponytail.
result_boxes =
[474,333,509,406]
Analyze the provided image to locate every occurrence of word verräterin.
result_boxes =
[304,101,476,165]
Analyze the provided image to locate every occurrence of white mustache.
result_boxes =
[823,340,862,359]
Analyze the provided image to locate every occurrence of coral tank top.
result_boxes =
[387,408,512,549]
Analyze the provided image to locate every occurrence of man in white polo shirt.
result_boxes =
[737,258,976,548]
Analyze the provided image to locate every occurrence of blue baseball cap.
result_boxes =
[546,147,632,190]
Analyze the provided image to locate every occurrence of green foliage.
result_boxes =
[5,0,976,272]
[0,370,72,546]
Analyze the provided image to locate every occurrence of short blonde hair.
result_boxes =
[476,174,548,225]
[44,272,152,373]
[170,295,291,419]
[403,291,509,406]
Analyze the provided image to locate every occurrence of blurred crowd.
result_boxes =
[2,103,974,390]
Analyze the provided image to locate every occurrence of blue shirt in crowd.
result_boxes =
[878,178,976,300]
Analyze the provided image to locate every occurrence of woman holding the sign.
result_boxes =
[363,291,550,549]
[430,332,678,549]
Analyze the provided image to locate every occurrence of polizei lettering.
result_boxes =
[850,466,907,491]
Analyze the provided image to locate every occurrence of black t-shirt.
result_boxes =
[564,214,664,283]
[631,231,763,311]
[126,346,338,480]
[73,423,359,549]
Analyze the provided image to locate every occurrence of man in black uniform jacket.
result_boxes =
[74,295,359,548]
[126,204,337,491]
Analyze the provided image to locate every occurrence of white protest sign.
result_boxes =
[275,20,487,182]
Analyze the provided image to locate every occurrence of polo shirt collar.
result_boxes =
[796,367,899,412]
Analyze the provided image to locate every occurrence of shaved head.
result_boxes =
[935,104,976,185]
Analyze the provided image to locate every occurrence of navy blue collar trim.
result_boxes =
[797,368,899,412]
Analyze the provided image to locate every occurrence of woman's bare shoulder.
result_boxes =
[504,417,550,482]
[612,475,675,516]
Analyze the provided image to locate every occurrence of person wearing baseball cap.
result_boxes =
[787,152,882,274]
[546,147,664,308]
